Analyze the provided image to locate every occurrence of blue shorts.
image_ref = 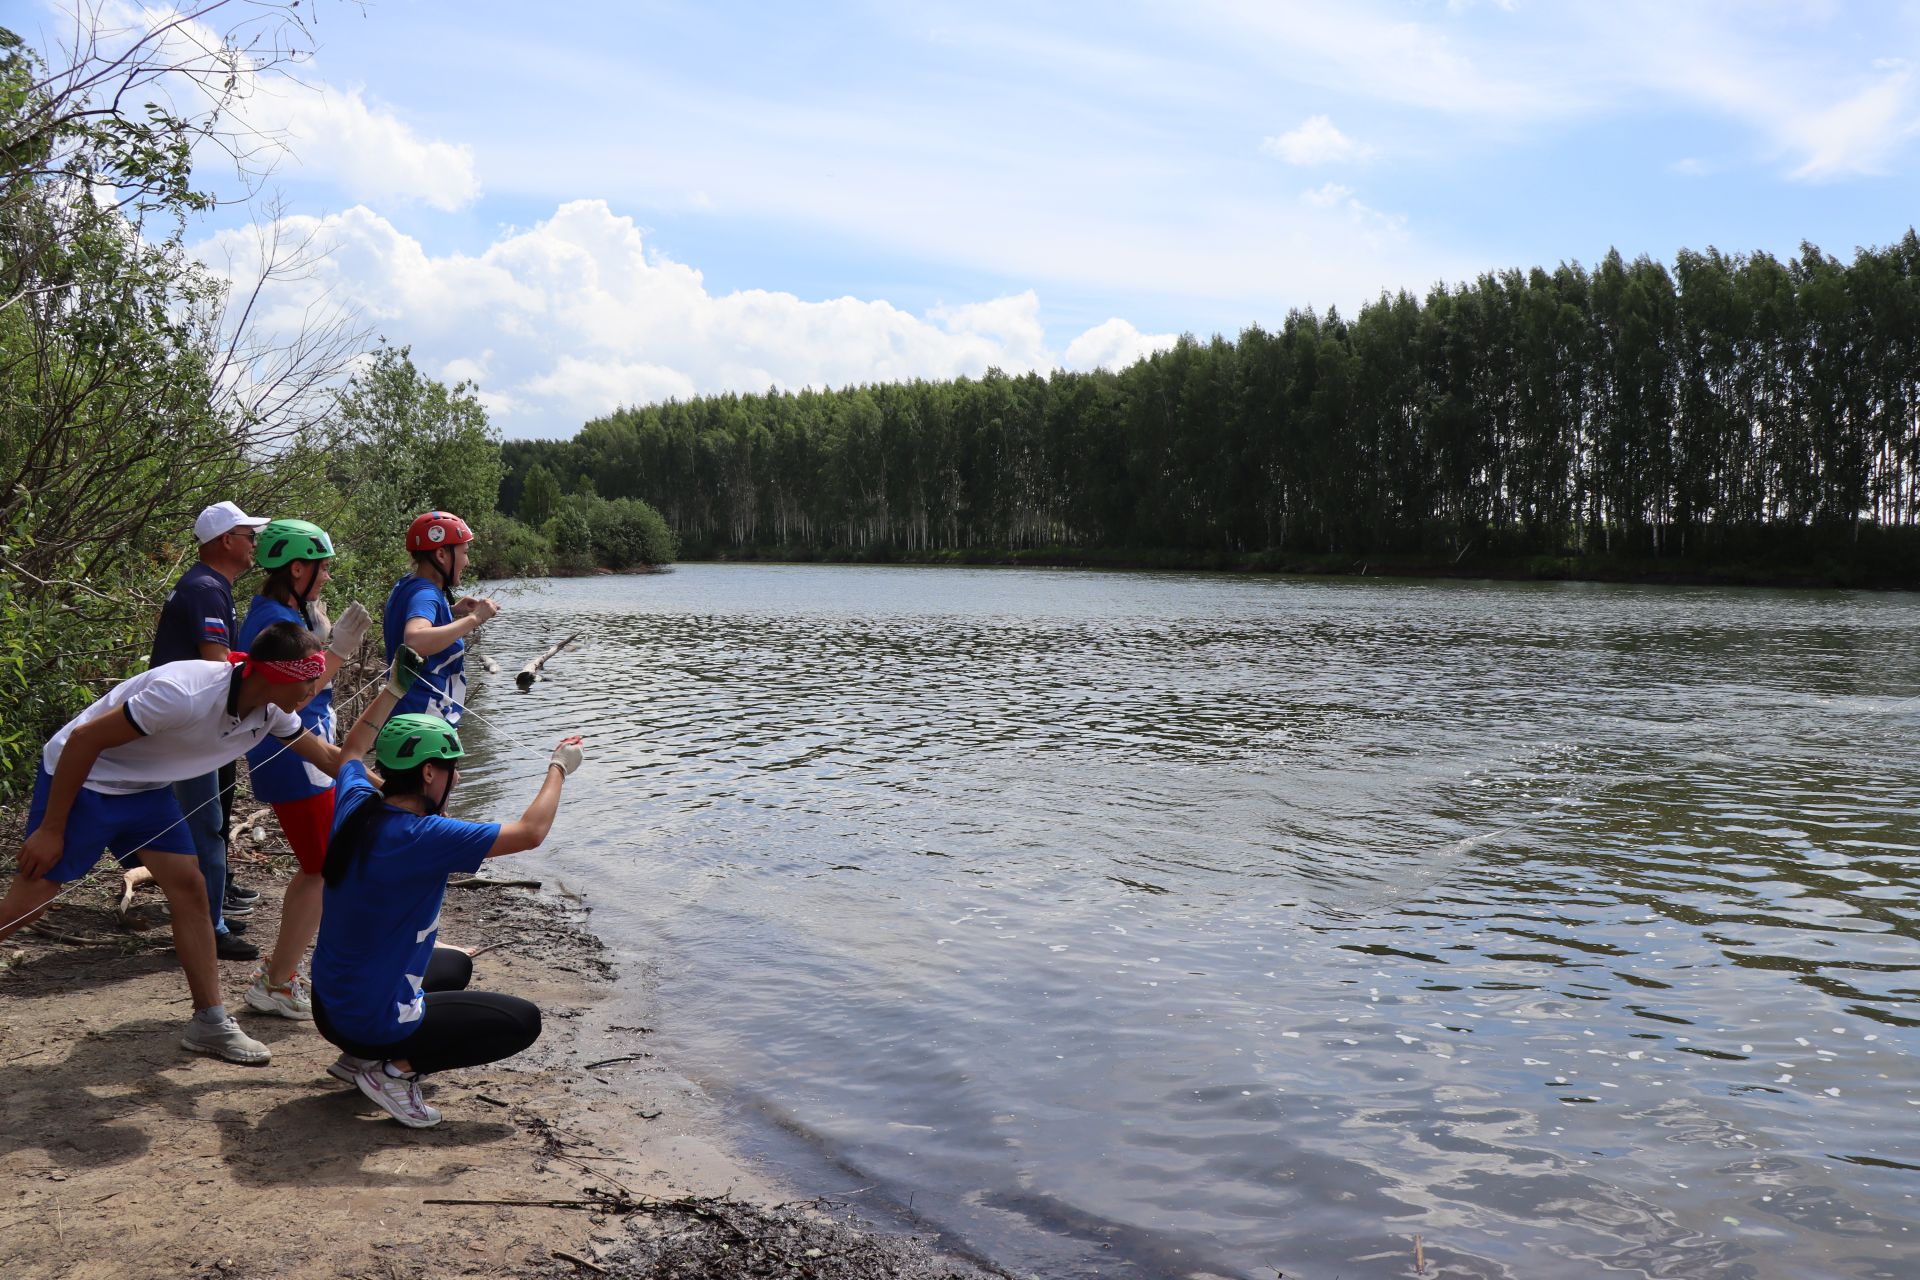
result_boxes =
[24,767,195,883]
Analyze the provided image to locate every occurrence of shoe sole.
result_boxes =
[243,989,313,1020]
[222,903,256,916]
[181,1034,271,1065]
[352,1070,441,1128]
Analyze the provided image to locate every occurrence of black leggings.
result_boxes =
[313,946,542,1076]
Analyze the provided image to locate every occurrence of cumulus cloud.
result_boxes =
[1063,319,1179,372]
[193,201,1168,437]
[1262,115,1371,165]
[92,0,479,209]
[261,86,480,210]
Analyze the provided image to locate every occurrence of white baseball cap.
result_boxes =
[194,501,269,544]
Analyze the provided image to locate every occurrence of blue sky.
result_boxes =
[19,1,1920,437]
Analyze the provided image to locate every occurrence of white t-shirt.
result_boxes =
[43,661,305,795]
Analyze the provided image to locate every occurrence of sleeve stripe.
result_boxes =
[122,703,147,736]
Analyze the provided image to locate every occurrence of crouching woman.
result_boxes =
[312,651,585,1128]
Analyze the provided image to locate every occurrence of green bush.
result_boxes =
[470,513,553,579]
[548,505,595,572]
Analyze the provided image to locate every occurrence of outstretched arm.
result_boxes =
[486,737,583,858]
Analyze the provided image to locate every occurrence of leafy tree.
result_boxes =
[519,462,560,527]
[0,4,355,797]
[325,342,504,548]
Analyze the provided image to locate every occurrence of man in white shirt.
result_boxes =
[0,621,353,1063]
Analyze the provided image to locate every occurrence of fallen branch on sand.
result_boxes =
[583,1054,651,1070]
[517,633,578,689]
[27,922,110,945]
[447,877,542,890]
[116,867,154,920]
[550,1250,607,1275]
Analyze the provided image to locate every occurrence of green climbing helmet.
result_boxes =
[375,713,465,772]
[255,518,336,570]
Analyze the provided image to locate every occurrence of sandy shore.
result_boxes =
[0,809,1007,1280]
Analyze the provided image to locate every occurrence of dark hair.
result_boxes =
[321,761,432,887]
[261,565,304,605]
[249,619,322,663]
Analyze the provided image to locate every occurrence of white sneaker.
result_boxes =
[326,1051,380,1084]
[353,1062,441,1128]
[244,970,313,1020]
[181,1014,271,1065]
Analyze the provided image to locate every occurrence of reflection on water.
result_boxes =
[457,566,1920,1279]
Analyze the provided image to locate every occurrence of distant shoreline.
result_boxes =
[670,547,1920,592]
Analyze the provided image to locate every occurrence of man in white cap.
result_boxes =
[150,501,269,959]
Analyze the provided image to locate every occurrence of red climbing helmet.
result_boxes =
[406,511,474,552]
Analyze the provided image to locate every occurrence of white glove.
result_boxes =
[327,601,372,660]
[549,736,584,777]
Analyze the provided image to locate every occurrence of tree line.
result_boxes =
[498,236,1920,575]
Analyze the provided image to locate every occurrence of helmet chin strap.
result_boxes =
[425,763,454,817]
[293,561,321,626]
[425,546,460,595]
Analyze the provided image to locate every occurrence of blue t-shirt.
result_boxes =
[150,563,236,666]
[236,596,335,803]
[311,760,499,1045]
[383,575,466,723]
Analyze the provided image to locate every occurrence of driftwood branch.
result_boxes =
[550,1250,607,1275]
[447,877,541,891]
[28,922,109,945]
[116,867,154,919]
[517,633,578,689]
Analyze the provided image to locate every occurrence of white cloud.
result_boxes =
[1783,71,1918,180]
[1195,0,1568,117]
[192,200,1188,436]
[263,85,480,211]
[88,0,479,209]
[1262,115,1371,165]
[1063,319,1180,372]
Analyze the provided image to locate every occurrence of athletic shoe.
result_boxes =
[221,894,255,918]
[222,918,248,935]
[244,970,312,1020]
[326,1051,380,1084]
[181,1014,271,1065]
[352,1063,442,1128]
[215,932,259,961]
[226,879,259,903]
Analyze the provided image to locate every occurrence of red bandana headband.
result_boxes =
[227,650,325,684]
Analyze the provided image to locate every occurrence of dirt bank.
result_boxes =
[0,809,1007,1280]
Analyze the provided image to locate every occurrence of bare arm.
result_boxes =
[18,711,143,878]
[403,597,497,658]
[197,641,229,661]
[339,685,402,763]
[486,763,567,858]
[285,729,345,777]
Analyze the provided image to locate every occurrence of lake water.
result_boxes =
[456,563,1920,1279]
